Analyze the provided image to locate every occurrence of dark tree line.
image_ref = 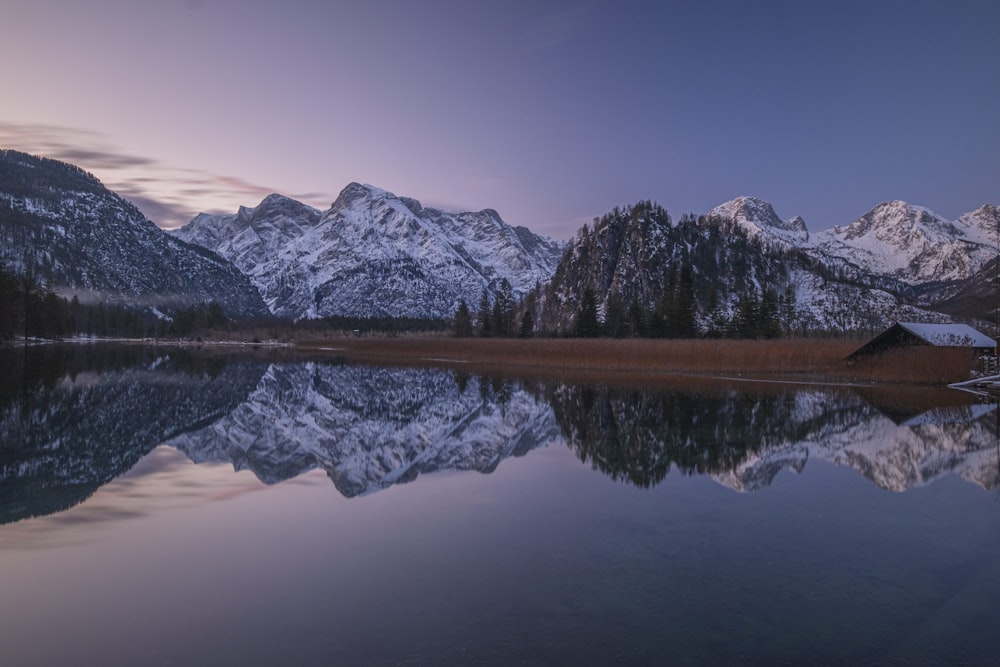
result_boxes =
[0,263,70,340]
[453,278,534,338]
[296,315,449,335]
[568,281,785,340]
[0,262,242,341]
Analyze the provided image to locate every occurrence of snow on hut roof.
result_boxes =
[897,322,996,348]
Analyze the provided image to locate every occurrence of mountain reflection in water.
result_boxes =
[1,345,997,524]
[548,383,999,492]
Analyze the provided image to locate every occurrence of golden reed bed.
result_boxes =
[295,337,982,386]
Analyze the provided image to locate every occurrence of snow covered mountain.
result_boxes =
[173,183,568,319]
[535,195,994,335]
[3,147,991,332]
[812,201,997,298]
[708,195,810,246]
[168,362,563,497]
[0,150,268,318]
[533,199,953,335]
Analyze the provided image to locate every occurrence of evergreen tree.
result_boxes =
[491,299,503,338]
[495,278,515,337]
[574,288,600,337]
[626,300,646,338]
[734,290,761,338]
[603,292,627,338]
[477,289,492,338]
[759,288,781,339]
[674,262,697,338]
[452,300,473,337]
[780,284,797,335]
[518,310,534,338]
[647,306,667,338]
[661,265,679,338]
[0,262,22,340]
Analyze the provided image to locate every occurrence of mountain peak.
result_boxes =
[252,193,322,221]
[842,200,954,242]
[970,203,999,218]
[177,182,566,319]
[814,199,993,287]
[332,182,398,209]
[954,203,999,247]
[709,196,808,243]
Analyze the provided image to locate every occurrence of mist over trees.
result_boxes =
[0,262,244,340]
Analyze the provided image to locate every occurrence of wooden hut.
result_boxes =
[848,322,996,359]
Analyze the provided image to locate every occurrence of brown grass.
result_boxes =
[294,336,981,386]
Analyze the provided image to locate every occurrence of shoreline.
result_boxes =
[4,335,985,387]
[294,336,983,387]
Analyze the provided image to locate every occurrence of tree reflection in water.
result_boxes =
[546,384,805,486]
[2,346,997,526]
[544,380,998,492]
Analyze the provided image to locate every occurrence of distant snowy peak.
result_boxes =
[814,200,995,286]
[954,204,1000,247]
[836,200,959,243]
[333,181,403,211]
[182,194,323,249]
[709,196,809,244]
[174,181,567,319]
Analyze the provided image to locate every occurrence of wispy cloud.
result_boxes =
[0,121,336,229]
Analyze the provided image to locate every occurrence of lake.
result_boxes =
[2,344,999,665]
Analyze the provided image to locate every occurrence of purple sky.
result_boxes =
[2,0,997,238]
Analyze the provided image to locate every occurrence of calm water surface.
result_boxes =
[1,345,999,666]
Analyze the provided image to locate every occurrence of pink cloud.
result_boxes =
[0,121,336,229]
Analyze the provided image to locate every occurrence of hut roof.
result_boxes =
[848,322,996,359]
[895,322,995,348]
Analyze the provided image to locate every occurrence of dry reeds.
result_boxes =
[294,336,984,386]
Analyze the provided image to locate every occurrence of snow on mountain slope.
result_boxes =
[173,183,568,319]
[708,196,810,246]
[954,204,1000,248]
[538,197,952,336]
[812,200,994,287]
[180,194,323,269]
[0,150,269,318]
[784,267,948,332]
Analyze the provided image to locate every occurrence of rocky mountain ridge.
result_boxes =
[173,182,568,319]
[0,150,268,319]
[812,200,998,296]
[534,196,996,335]
[3,148,994,330]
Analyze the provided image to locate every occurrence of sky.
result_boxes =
[1,0,997,238]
